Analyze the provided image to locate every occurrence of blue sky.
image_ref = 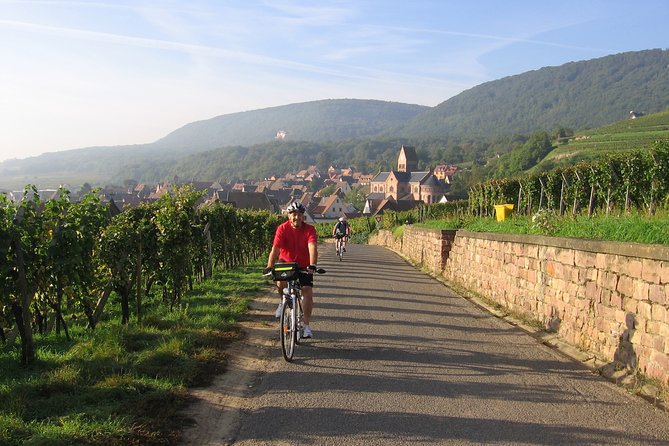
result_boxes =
[1,0,667,162]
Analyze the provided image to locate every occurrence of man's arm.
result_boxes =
[308,241,318,266]
[267,245,280,268]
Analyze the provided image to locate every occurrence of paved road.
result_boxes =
[230,243,669,445]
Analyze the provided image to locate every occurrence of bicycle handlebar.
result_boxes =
[263,266,326,277]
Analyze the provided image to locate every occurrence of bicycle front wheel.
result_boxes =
[295,297,304,345]
[280,300,296,362]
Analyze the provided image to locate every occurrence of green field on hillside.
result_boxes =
[540,109,669,167]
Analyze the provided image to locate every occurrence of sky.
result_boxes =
[0,0,668,163]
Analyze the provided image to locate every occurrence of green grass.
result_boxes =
[416,211,669,246]
[0,259,266,445]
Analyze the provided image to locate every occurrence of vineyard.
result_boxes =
[0,185,283,366]
[469,140,669,219]
[541,110,669,167]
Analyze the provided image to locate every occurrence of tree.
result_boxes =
[317,184,337,197]
[344,188,367,210]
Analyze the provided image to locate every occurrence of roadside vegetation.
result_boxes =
[332,207,669,247]
[412,211,669,245]
[1,186,281,445]
[0,259,265,446]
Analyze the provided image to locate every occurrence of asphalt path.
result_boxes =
[230,243,669,445]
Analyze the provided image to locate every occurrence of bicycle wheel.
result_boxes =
[295,296,304,345]
[337,239,343,261]
[280,300,295,361]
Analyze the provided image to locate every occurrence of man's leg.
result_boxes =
[276,280,286,298]
[274,280,286,317]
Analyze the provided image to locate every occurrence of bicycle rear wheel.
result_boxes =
[280,300,296,361]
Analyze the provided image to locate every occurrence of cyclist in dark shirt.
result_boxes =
[332,216,351,253]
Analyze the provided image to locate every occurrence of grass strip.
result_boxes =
[0,259,266,446]
[416,211,669,246]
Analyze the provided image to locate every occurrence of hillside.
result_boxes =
[534,108,669,170]
[137,109,669,186]
[392,49,669,139]
[154,99,428,151]
[2,49,669,190]
[0,100,427,190]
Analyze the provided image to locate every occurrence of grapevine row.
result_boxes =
[0,185,282,364]
[468,140,669,217]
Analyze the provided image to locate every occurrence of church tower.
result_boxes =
[397,145,418,172]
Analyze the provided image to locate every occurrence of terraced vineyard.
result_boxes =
[540,109,669,167]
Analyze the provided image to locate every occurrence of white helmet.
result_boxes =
[286,201,306,213]
[339,216,346,222]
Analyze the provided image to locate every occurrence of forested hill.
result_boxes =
[154,99,429,151]
[390,49,669,139]
[2,49,669,190]
[0,100,428,190]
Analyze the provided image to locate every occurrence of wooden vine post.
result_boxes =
[559,173,566,216]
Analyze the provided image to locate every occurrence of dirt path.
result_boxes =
[179,291,278,446]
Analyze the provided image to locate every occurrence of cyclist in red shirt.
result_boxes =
[266,201,319,338]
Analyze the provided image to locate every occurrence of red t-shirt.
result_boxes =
[273,220,317,268]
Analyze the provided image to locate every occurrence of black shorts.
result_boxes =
[297,271,314,288]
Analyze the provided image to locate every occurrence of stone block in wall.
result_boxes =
[649,284,666,305]
[598,270,619,291]
[650,304,667,323]
[634,280,650,301]
[610,292,623,310]
[642,258,661,283]
[661,262,669,284]
[623,296,637,313]
[575,250,597,268]
[617,275,635,297]
[638,301,653,320]
[624,259,643,278]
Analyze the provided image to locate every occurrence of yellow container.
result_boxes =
[494,204,514,221]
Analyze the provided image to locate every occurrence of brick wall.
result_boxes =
[369,226,669,384]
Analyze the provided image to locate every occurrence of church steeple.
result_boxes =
[397,145,418,172]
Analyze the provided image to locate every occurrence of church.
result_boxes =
[368,145,446,204]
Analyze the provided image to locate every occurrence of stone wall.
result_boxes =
[369,226,669,385]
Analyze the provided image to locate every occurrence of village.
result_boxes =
[6,146,458,223]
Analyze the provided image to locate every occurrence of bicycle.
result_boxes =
[264,262,326,362]
[334,233,347,261]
